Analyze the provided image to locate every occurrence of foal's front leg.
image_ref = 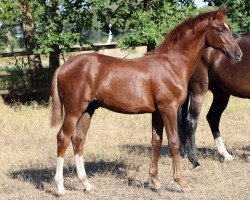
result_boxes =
[160,105,191,191]
[149,112,164,190]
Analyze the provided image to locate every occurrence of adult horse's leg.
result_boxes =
[206,86,233,161]
[54,112,80,195]
[160,105,191,190]
[71,106,95,192]
[149,111,164,190]
[186,91,206,169]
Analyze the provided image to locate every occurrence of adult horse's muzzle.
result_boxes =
[227,48,243,62]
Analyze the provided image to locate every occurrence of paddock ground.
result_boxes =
[0,92,249,200]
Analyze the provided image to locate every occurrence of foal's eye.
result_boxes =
[217,27,224,33]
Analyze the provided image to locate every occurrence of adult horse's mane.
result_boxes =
[154,9,227,54]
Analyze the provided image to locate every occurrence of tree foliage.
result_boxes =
[33,0,93,54]
[204,0,250,34]
[119,1,199,49]
[0,0,249,58]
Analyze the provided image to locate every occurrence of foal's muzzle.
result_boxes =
[227,49,243,62]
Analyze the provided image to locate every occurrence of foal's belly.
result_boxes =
[95,84,155,114]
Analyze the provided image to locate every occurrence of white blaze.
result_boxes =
[224,22,230,30]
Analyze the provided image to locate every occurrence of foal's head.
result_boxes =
[205,9,242,62]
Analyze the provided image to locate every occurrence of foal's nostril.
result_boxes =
[235,51,242,61]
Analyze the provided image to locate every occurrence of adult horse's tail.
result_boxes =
[51,67,63,127]
[178,93,189,146]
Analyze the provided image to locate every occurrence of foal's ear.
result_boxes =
[218,8,227,16]
[214,8,228,21]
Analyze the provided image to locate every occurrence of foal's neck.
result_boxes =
[178,20,209,81]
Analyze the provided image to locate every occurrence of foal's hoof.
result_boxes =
[154,183,162,191]
[85,184,95,193]
[175,179,192,192]
[181,186,192,193]
[151,178,161,191]
[57,188,66,196]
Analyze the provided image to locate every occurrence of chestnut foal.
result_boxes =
[51,9,242,195]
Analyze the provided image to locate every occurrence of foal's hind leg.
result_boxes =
[149,112,163,190]
[71,107,95,192]
[55,113,79,195]
[207,86,233,161]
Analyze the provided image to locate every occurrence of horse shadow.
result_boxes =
[197,146,249,162]
[120,144,249,162]
[120,144,172,157]
[9,160,127,192]
[242,146,250,152]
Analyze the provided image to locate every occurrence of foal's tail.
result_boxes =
[51,67,63,127]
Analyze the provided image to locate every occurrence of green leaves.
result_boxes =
[204,0,250,34]
[0,0,249,55]
[0,0,22,25]
[119,1,199,49]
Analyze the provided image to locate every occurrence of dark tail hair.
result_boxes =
[51,67,63,126]
[178,92,189,145]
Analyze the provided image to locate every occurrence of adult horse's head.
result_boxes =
[205,9,242,62]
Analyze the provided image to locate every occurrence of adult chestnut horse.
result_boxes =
[179,34,249,169]
[51,9,242,195]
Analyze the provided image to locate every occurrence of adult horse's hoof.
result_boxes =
[193,165,201,171]
[193,162,201,171]
[224,153,234,162]
[192,161,201,170]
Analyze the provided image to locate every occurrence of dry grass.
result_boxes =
[0,93,249,200]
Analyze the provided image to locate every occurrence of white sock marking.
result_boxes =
[54,157,66,195]
[75,154,94,191]
[215,137,233,161]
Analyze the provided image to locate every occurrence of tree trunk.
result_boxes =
[147,42,156,52]
[104,21,113,55]
[21,1,42,70]
[5,29,14,53]
[48,1,60,69]
[49,44,60,69]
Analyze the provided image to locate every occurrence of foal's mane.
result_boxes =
[154,9,227,54]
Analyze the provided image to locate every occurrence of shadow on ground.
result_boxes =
[120,144,249,162]
[197,146,249,162]
[9,160,127,191]
[120,144,172,157]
